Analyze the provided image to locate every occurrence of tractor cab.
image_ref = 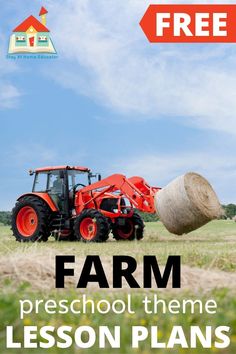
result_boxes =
[31,166,99,215]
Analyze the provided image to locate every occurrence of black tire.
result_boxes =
[11,196,51,242]
[74,209,109,242]
[112,212,145,241]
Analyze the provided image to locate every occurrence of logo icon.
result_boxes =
[8,7,56,54]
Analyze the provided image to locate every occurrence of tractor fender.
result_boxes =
[17,193,58,212]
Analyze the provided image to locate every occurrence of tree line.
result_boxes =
[0,204,236,225]
[139,204,236,222]
[222,204,236,219]
[0,211,11,225]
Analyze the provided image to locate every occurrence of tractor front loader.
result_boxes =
[11,166,161,242]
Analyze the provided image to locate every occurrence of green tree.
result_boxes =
[222,204,236,219]
[0,211,11,225]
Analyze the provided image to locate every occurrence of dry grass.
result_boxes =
[1,247,236,293]
[0,220,235,293]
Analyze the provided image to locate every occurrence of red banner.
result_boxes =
[140,4,236,43]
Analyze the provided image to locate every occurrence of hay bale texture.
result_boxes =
[154,172,223,235]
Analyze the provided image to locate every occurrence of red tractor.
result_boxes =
[11,166,160,242]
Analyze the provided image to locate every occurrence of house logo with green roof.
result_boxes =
[8,7,56,54]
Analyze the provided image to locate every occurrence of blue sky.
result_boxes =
[1,0,236,210]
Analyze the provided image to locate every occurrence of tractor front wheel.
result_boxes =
[12,196,51,242]
[74,210,109,242]
[112,212,144,241]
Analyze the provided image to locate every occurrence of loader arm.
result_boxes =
[75,174,161,213]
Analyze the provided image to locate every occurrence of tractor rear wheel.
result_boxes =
[12,196,51,242]
[74,209,109,242]
[112,212,144,241]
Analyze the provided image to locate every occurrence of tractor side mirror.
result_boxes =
[88,172,102,184]
[59,170,64,179]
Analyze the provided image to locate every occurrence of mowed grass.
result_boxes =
[0,219,235,271]
[0,220,236,354]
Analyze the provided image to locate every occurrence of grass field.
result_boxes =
[0,220,235,272]
[0,220,236,353]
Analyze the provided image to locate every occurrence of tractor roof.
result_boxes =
[35,166,90,173]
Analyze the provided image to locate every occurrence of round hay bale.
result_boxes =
[154,172,223,235]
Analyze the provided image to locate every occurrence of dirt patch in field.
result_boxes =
[0,248,236,293]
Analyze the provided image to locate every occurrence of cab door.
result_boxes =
[47,171,64,210]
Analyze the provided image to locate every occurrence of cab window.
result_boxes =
[48,171,63,195]
[68,171,88,190]
[33,173,48,192]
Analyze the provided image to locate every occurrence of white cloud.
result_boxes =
[109,152,236,204]
[0,83,21,109]
[3,143,89,170]
[0,38,21,109]
[46,0,236,135]
[5,144,58,168]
